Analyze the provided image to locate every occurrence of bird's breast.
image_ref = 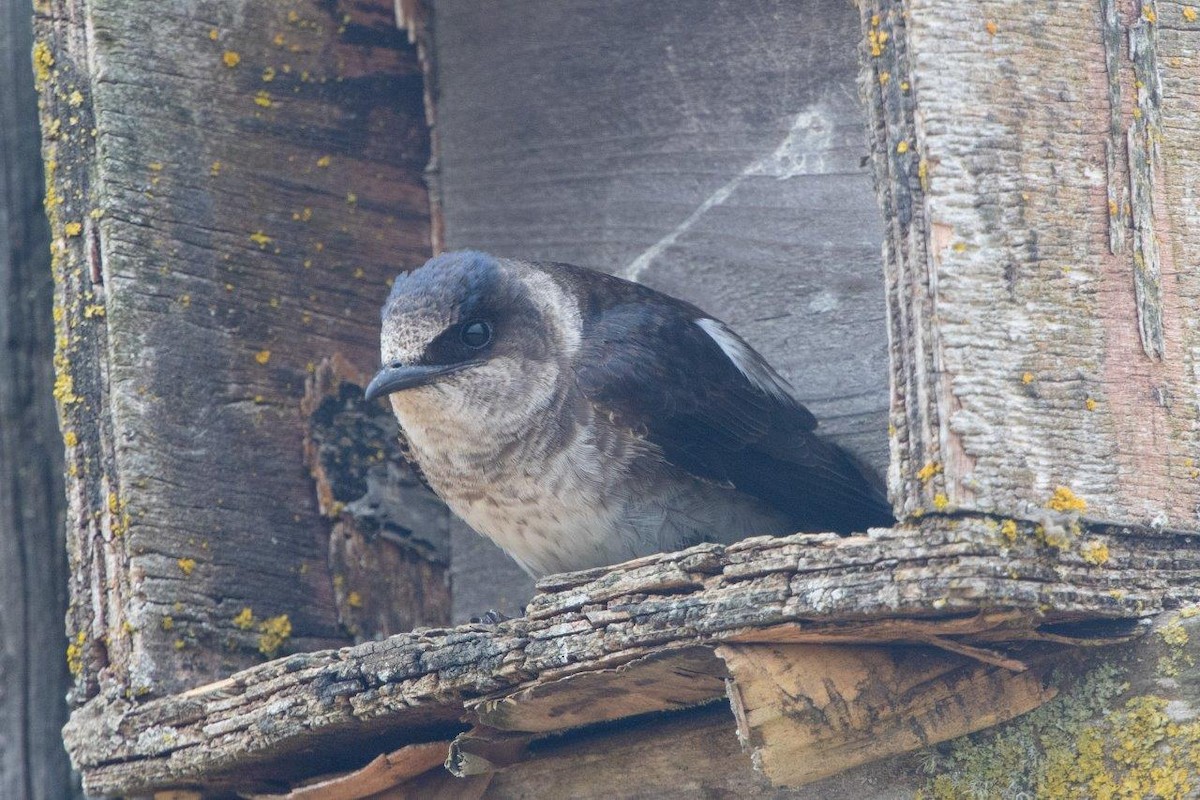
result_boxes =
[387,391,793,576]
[389,391,642,574]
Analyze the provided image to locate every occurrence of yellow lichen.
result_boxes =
[262,66,276,82]
[210,160,222,176]
[249,230,272,247]
[1047,486,1088,513]
[208,28,219,41]
[868,27,889,57]
[896,140,910,154]
[1000,519,1018,544]
[66,630,86,675]
[1022,371,1035,384]
[316,155,331,168]
[161,616,174,631]
[233,607,256,630]
[258,614,291,657]
[1143,5,1157,23]
[63,430,78,447]
[174,639,186,650]
[68,89,84,107]
[177,557,196,576]
[1043,695,1200,799]
[1085,397,1097,411]
[33,41,54,83]
[1080,540,1109,566]
[932,493,949,511]
[222,50,241,68]
[1186,7,1198,22]
[254,349,271,365]
[916,461,942,482]
[985,19,998,36]
[346,192,357,205]
[347,591,363,608]
[1160,620,1189,648]
[83,304,105,318]
[878,70,890,84]
[254,90,272,108]
[64,221,82,237]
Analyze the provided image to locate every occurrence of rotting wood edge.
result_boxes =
[64,513,1200,796]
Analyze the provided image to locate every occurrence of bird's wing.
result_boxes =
[575,297,893,534]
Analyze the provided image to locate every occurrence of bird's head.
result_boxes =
[365,251,580,427]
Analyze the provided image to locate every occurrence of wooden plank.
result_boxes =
[34,0,434,700]
[479,704,858,800]
[717,643,1058,786]
[428,0,890,621]
[468,646,727,733]
[61,517,1200,795]
[0,0,73,795]
[250,742,450,799]
[862,0,1200,526]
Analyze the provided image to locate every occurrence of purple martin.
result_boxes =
[365,251,893,577]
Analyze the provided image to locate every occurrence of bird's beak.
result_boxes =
[363,362,476,401]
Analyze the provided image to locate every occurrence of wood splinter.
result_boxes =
[715,642,1060,787]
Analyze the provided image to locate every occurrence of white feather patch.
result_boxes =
[695,317,796,403]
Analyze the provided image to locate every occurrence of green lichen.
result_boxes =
[917,663,1128,799]
[1157,618,1195,678]
[1040,696,1200,799]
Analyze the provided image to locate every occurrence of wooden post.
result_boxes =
[863,0,1200,527]
[33,0,443,703]
[0,0,74,795]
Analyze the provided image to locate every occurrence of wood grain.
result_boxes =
[0,0,73,794]
[863,0,1200,527]
[35,0,433,700]
[718,643,1057,785]
[62,517,1200,795]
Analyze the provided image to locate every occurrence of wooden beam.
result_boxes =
[717,643,1058,786]
[864,0,1200,528]
[62,517,1198,795]
[34,0,435,701]
[0,0,73,795]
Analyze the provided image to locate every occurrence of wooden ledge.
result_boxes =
[64,516,1200,796]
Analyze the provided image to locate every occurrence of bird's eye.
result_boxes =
[460,320,492,349]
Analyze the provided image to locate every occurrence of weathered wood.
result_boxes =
[427,0,890,620]
[481,704,851,800]
[467,646,727,733]
[34,0,433,700]
[249,741,450,799]
[863,0,1200,527]
[718,643,1058,786]
[61,517,1200,795]
[0,0,73,795]
[302,356,451,640]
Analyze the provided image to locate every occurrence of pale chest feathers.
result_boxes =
[389,388,793,576]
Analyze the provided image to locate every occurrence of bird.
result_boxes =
[364,250,894,578]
